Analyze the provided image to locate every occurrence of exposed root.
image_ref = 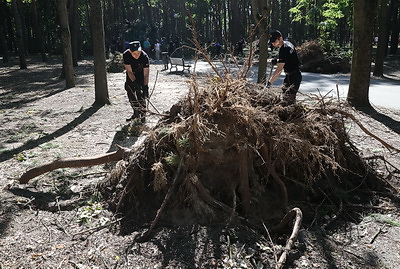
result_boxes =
[19,145,132,184]
[136,156,185,242]
[274,207,303,269]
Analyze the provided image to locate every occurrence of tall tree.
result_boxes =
[373,0,391,77]
[389,0,399,54]
[57,0,75,89]
[0,0,9,63]
[69,0,80,66]
[31,0,47,62]
[347,0,378,108]
[89,0,110,105]
[230,0,240,45]
[11,0,27,69]
[251,0,272,83]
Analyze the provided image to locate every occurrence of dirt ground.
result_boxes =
[1,54,400,269]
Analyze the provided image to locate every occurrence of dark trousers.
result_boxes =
[124,81,145,116]
[282,70,302,105]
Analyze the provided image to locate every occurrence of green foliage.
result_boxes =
[177,135,190,149]
[165,152,179,166]
[14,151,36,162]
[369,214,400,227]
[157,127,171,139]
[77,197,109,226]
[290,0,352,42]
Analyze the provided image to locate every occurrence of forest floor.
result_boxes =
[1,54,400,268]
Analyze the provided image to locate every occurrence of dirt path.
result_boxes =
[1,55,400,268]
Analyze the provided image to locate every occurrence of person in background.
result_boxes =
[123,41,150,122]
[154,40,161,60]
[267,30,302,106]
[143,38,152,58]
[236,38,244,56]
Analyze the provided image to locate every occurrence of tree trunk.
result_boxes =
[57,0,75,89]
[373,0,391,77]
[347,0,378,108]
[0,0,9,63]
[230,0,240,45]
[389,0,399,54]
[251,0,272,83]
[69,0,79,66]
[0,23,8,63]
[11,0,27,69]
[32,0,47,62]
[16,0,28,55]
[89,0,110,105]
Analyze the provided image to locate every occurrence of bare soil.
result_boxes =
[1,55,400,268]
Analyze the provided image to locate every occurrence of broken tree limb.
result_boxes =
[330,108,400,153]
[273,207,303,269]
[18,145,132,184]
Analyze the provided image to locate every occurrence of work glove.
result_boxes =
[266,81,272,88]
[271,58,277,65]
[142,85,149,98]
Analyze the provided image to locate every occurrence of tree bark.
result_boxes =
[69,0,79,66]
[389,0,399,55]
[251,0,272,83]
[89,0,110,105]
[57,0,75,89]
[11,0,27,69]
[32,0,47,62]
[0,0,9,63]
[19,146,131,184]
[373,0,390,77]
[347,0,378,108]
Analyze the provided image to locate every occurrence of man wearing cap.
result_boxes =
[267,30,302,106]
[123,41,150,122]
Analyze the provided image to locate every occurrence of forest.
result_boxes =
[1,0,399,63]
[1,0,400,268]
[2,0,400,106]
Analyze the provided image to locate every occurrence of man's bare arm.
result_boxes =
[269,63,284,84]
[124,64,136,82]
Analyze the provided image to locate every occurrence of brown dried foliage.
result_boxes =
[99,71,372,228]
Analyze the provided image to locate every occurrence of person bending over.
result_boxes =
[267,30,302,106]
[123,41,150,122]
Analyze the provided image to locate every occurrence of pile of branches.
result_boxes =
[99,73,374,232]
[297,40,351,73]
[106,52,124,73]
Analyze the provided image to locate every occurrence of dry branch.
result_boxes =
[331,108,400,153]
[274,207,303,269]
[19,145,132,184]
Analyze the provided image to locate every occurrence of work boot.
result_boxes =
[126,110,140,122]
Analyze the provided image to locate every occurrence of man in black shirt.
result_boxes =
[267,30,302,106]
[123,41,150,122]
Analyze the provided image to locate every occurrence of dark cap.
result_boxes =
[269,30,282,44]
[129,41,142,52]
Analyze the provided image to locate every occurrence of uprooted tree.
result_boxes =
[17,40,400,269]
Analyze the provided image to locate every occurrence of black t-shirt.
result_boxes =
[123,49,149,84]
[277,41,300,73]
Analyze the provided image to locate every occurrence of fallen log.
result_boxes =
[18,145,132,184]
